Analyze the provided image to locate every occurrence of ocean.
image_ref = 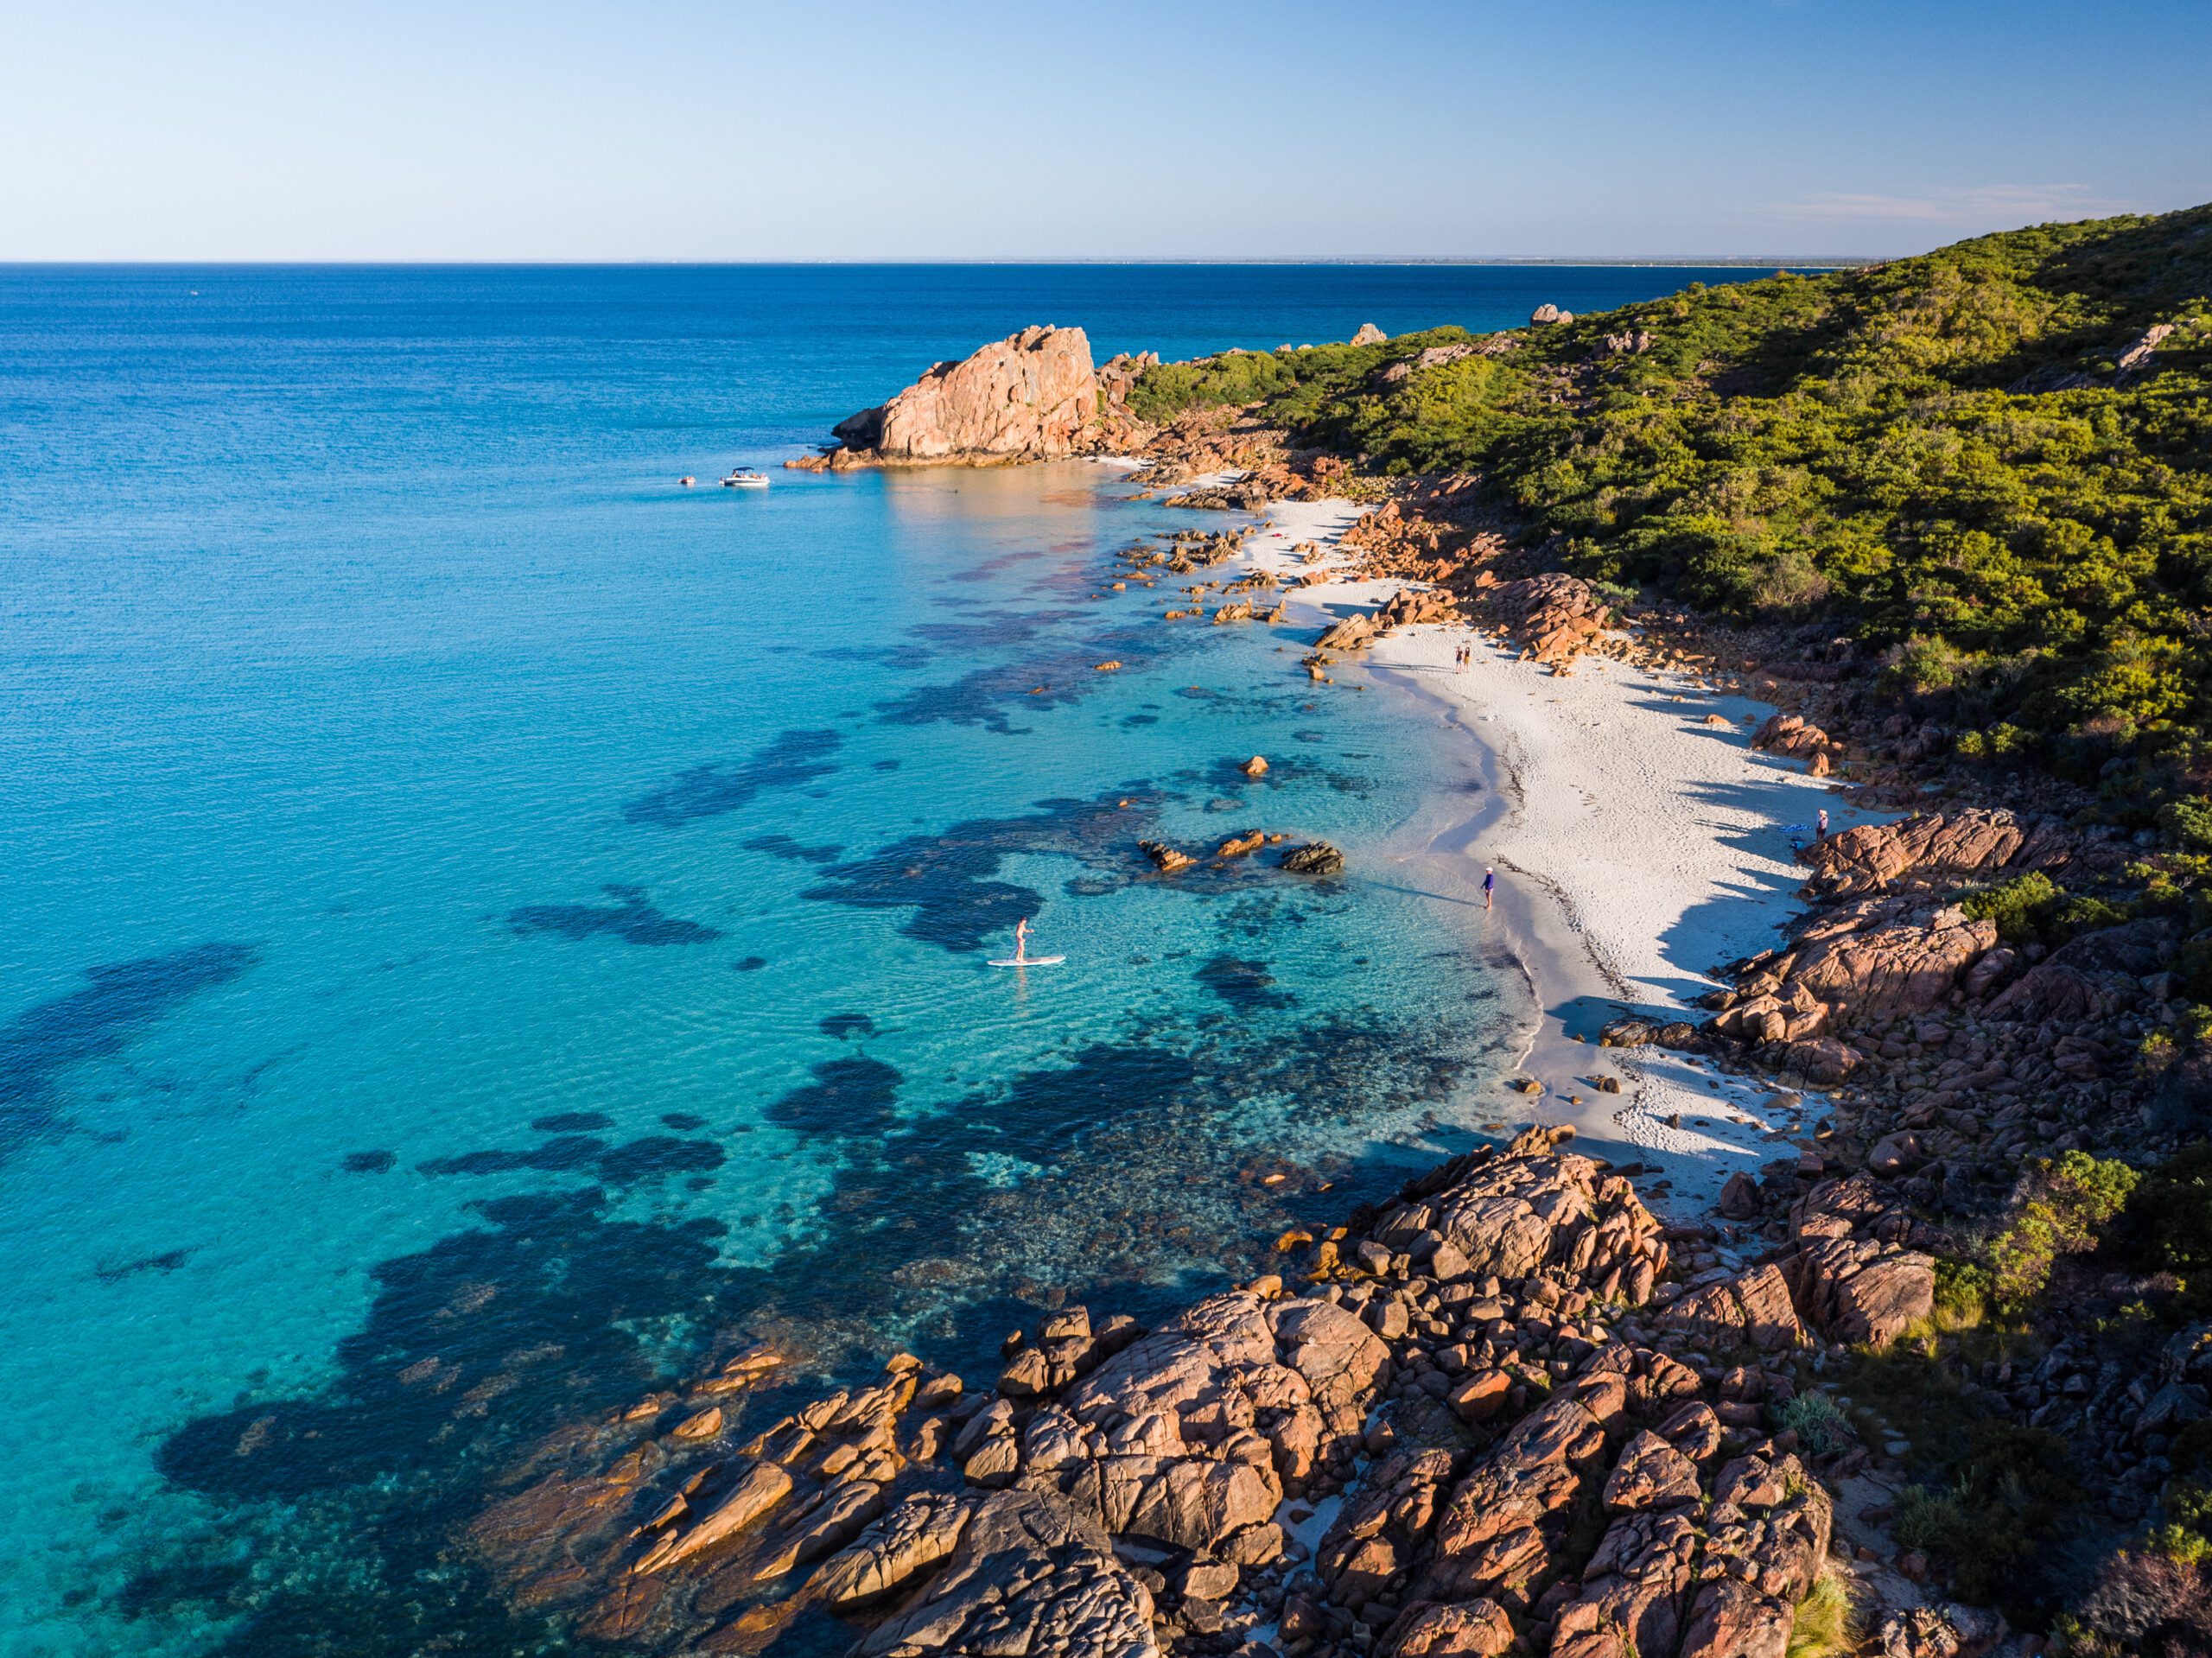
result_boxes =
[0,262,1777,1657]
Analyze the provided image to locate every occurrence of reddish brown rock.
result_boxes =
[850,1488,1159,1658]
[1367,1129,1668,1300]
[1139,841,1197,875]
[1750,713,1843,770]
[1676,1578,1794,1658]
[1717,1172,1759,1220]
[1549,1509,1700,1658]
[1315,612,1383,652]
[1781,1035,1863,1083]
[1789,1236,1935,1346]
[1603,1431,1703,1513]
[1784,902,1996,1022]
[1420,1389,1611,1609]
[1381,1598,1515,1658]
[1797,809,2025,898]
[1660,1265,1800,1356]
[634,1461,794,1573]
[1480,573,1613,665]
[830,327,1104,464]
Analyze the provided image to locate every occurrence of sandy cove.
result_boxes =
[1233,497,1888,1216]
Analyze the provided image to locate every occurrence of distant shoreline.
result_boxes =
[0,256,1881,270]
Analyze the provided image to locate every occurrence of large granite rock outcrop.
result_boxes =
[846,1489,1160,1658]
[819,326,1105,464]
[1477,574,1614,666]
[1708,898,1997,1052]
[1782,1178,1935,1348]
[1796,809,2026,899]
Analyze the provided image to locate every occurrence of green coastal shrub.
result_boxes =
[1895,1483,1972,1555]
[1961,871,2066,946]
[2124,1140,2212,1284]
[2055,893,2134,939]
[1955,722,2035,765]
[1882,635,1976,699]
[1932,1257,1993,1327]
[1893,1421,2084,1619]
[2164,797,2212,854]
[2148,1481,2212,1566]
[1775,1390,1852,1457]
[1988,1151,2141,1308]
[1128,204,2212,792]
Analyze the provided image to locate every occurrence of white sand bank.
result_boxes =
[1238,499,1884,1215]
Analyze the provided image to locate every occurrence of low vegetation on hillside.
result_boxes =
[1132,206,2212,814]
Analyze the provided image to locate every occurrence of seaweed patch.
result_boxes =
[507,886,721,946]
[622,728,842,828]
[0,941,259,1163]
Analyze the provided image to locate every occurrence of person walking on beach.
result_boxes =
[1484,866,1496,911]
[1455,643,1470,674]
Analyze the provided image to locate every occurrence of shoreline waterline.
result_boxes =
[1231,494,1880,1215]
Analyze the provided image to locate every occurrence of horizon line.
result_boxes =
[0,255,1886,270]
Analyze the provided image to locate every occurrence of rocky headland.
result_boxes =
[787,327,1157,469]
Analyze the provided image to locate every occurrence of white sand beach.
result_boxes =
[1239,499,1885,1214]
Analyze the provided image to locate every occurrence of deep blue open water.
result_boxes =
[0,263,1774,1657]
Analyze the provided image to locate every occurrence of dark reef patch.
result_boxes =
[154,1186,735,1502]
[342,1150,397,1174]
[804,786,1167,952]
[531,1111,613,1134]
[765,1056,903,1135]
[94,1247,193,1283]
[622,728,842,829]
[817,1013,875,1041]
[137,1185,737,1655]
[741,835,843,865]
[507,885,722,946]
[420,1132,724,1188]
[1195,955,1296,1013]
[594,1135,725,1185]
[812,643,935,671]
[732,956,768,972]
[0,941,259,1161]
[418,1134,608,1177]
[659,1112,707,1131]
[872,631,1158,734]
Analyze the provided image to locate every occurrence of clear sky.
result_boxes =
[3,0,2207,262]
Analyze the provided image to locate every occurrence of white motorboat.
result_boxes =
[721,468,769,490]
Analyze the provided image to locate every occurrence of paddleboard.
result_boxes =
[988,955,1065,968]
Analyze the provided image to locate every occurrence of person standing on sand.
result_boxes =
[1484,867,1496,910]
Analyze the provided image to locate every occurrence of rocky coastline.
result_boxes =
[493,318,2206,1657]
[468,1125,1910,1658]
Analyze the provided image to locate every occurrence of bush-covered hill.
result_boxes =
[1132,206,2212,794]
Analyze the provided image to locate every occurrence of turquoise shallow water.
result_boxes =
[0,264,1775,1656]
